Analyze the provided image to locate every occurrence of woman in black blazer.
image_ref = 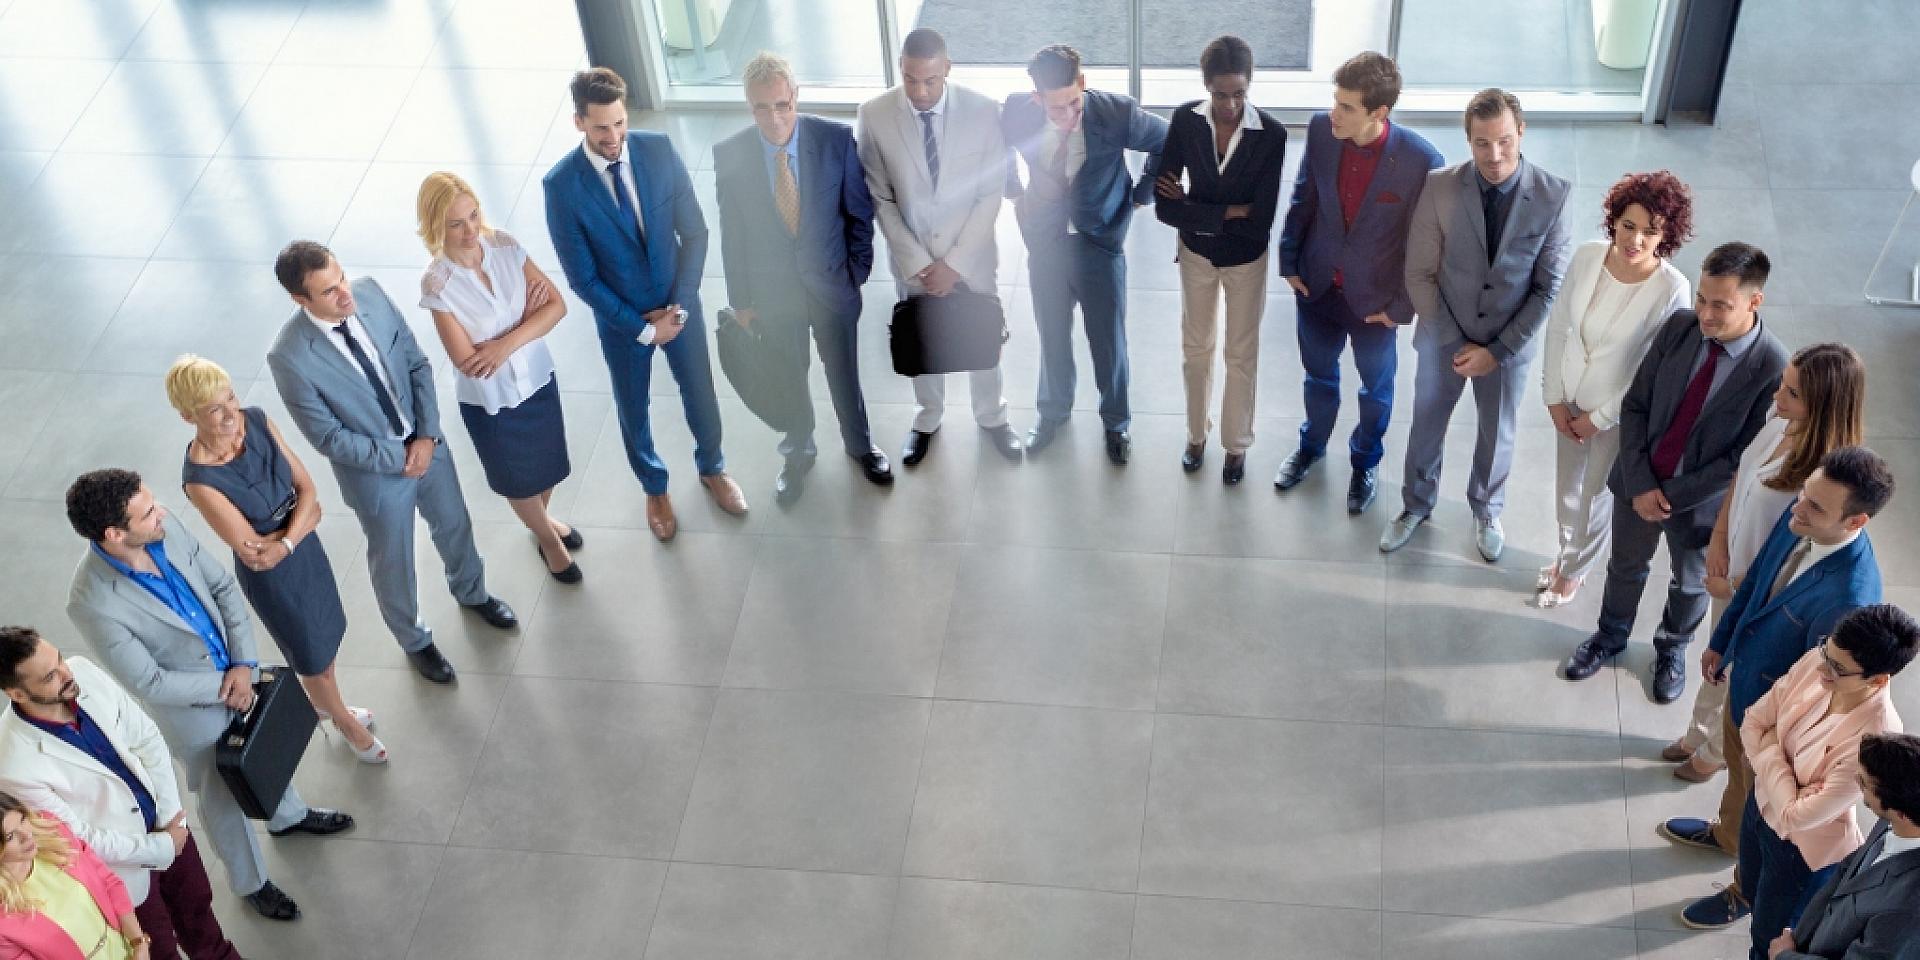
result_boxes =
[1155,36,1288,484]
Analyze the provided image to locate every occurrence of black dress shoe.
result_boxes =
[1651,647,1688,704]
[903,429,936,466]
[462,596,517,629]
[244,880,300,921]
[1026,419,1064,455]
[1562,637,1620,681]
[534,541,582,584]
[1181,443,1204,473]
[984,424,1025,462]
[406,643,457,683]
[559,526,584,550]
[268,808,355,838]
[1222,453,1246,485]
[1346,466,1378,514]
[775,456,814,503]
[1104,430,1131,465]
[855,448,894,485]
[1273,449,1322,489]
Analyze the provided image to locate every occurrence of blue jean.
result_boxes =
[1295,290,1399,469]
[1028,236,1131,431]
[1737,789,1838,960]
[598,308,726,495]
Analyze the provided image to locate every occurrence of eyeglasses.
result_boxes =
[750,101,795,116]
[1819,640,1866,679]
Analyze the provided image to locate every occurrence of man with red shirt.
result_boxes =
[1276,51,1444,514]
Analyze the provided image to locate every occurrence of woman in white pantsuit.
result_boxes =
[1539,171,1694,605]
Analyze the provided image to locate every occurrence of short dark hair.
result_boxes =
[0,626,42,691]
[901,27,947,61]
[1831,603,1920,678]
[1200,35,1254,83]
[274,240,333,298]
[1700,241,1770,289]
[1463,88,1523,135]
[1821,445,1896,519]
[1860,732,1920,823]
[1026,44,1081,91]
[1331,51,1401,113]
[65,468,143,543]
[1601,170,1694,260]
[570,66,627,117]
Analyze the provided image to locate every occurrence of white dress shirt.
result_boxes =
[1871,829,1920,867]
[306,308,412,439]
[1784,528,1861,592]
[419,231,556,414]
[1192,100,1262,174]
[1039,98,1088,181]
[584,139,646,239]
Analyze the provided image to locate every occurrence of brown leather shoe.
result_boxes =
[1660,740,1693,763]
[701,473,749,517]
[645,494,677,542]
[1673,755,1724,783]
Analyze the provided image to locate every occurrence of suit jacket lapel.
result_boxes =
[1314,124,1342,240]
[300,314,367,389]
[1461,165,1490,262]
[1489,162,1536,264]
[895,89,933,194]
[1354,124,1400,233]
[575,145,640,247]
[1755,536,1863,617]
[796,118,823,232]
[100,559,195,638]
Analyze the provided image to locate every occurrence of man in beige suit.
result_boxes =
[856,27,1023,466]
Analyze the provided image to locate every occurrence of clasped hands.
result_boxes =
[236,536,293,572]
[1151,173,1249,221]
[1548,403,1601,445]
[459,276,556,379]
[1279,275,1393,328]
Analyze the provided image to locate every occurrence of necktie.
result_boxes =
[1051,126,1072,177]
[1482,185,1502,265]
[774,150,800,234]
[918,110,940,190]
[1768,537,1814,600]
[333,322,406,438]
[1650,341,1724,481]
[607,160,641,237]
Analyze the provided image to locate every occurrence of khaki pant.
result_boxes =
[1712,707,1753,896]
[1675,596,1731,765]
[1178,240,1267,453]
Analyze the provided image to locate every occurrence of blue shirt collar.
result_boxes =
[91,540,167,578]
[1474,158,1523,199]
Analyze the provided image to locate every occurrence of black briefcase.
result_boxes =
[714,306,810,432]
[890,285,1008,377]
[215,666,317,820]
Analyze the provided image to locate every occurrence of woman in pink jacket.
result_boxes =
[0,792,150,960]
[1730,603,1917,960]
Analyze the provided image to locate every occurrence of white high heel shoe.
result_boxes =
[1536,564,1559,591]
[1536,580,1582,609]
[319,710,388,764]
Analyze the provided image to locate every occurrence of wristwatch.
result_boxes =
[126,934,152,949]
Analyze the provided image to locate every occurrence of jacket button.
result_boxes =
[1477,312,1487,318]
[1482,284,1492,291]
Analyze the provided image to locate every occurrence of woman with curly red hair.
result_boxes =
[1537,171,1695,605]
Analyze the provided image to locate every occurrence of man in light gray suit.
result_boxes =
[266,241,515,684]
[63,468,354,921]
[1769,732,1920,959]
[1382,89,1571,561]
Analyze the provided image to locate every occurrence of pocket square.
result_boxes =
[1378,192,1403,204]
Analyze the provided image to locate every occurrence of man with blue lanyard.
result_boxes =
[63,468,354,922]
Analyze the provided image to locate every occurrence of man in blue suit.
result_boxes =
[543,67,746,542]
[1002,44,1167,465]
[1276,51,1443,513]
[714,53,891,504]
[1661,446,1891,931]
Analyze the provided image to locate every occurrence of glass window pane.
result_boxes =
[652,0,886,87]
[1395,0,1653,94]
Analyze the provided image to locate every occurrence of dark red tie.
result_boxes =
[1650,341,1724,481]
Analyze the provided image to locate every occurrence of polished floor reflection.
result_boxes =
[0,0,1918,958]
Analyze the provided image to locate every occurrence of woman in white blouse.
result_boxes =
[416,171,581,582]
[1538,171,1695,606]
[1663,342,1867,781]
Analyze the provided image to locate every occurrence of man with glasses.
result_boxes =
[1659,446,1892,931]
[714,51,891,503]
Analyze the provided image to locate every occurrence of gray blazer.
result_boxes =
[65,512,258,786]
[1404,157,1572,360]
[1609,309,1788,516]
[265,277,444,509]
[1780,820,1920,960]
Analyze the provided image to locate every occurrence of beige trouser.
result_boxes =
[1712,706,1752,890]
[1552,425,1622,582]
[1178,240,1268,453]
[1675,595,1732,765]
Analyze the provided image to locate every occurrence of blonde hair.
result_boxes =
[416,171,491,259]
[0,793,73,917]
[164,354,234,417]
[741,52,795,92]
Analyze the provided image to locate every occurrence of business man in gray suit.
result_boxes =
[64,469,354,921]
[266,241,515,684]
[1563,242,1788,705]
[1382,89,1571,561]
[1769,732,1920,960]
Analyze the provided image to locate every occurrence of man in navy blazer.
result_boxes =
[1660,446,1890,929]
[1002,44,1168,464]
[542,67,746,542]
[1276,51,1443,513]
[714,52,892,503]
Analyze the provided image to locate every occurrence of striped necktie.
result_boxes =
[918,110,940,190]
[774,150,800,234]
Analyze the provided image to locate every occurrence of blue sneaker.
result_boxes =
[1658,817,1731,855]
[1680,885,1750,930]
